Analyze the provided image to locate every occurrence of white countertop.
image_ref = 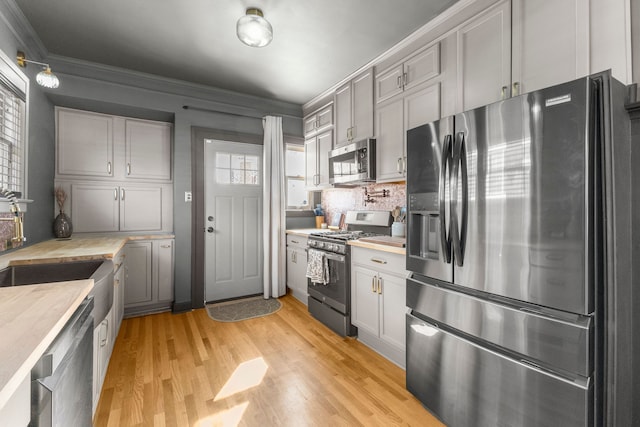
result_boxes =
[0,279,93,410]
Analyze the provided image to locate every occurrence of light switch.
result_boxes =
[184,191,192,202]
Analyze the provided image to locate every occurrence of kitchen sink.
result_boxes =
[0,260,114,324]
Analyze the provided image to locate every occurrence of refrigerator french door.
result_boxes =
[405,76,604,427]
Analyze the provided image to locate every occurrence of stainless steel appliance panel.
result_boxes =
[307,252,348,313]
[406,117,453,282]
[328,138,376,184]
[407,276,592,377]
[406,313,592,427]
[453,79,592,315]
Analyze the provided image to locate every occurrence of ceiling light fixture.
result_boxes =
[16,51,60,89]
[236,8,273,48]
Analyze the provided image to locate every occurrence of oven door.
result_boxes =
[307,251,349,314]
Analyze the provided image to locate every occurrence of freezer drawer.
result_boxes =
[406,313,592,427]
[407,276,592,377]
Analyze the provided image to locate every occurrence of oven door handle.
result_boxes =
[323,253,345,263]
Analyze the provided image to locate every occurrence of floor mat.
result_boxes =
[206,296,282,322]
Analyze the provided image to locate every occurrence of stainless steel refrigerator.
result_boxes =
[405,71,637,427]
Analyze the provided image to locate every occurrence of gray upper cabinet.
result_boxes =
[56,108,114,178]
[376,44,440,104]
[303,103,333,139]
[457,0,512,112]
[511,0,588,96]
[305,130,332,190]
[334,68,374,147]
[125,119,172,181]
[56,107,172,182]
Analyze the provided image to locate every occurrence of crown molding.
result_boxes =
[0,0,48,59]
[302,0,477,111]
[48,54,303,117]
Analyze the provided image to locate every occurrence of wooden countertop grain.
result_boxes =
[0,280,93,410]
[0,234,175,269]
[348,239,406,255]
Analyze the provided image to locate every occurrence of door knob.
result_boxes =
[207,227,214,233]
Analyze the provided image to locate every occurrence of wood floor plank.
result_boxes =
[94,294,443,427]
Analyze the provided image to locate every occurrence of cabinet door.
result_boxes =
[375,99,405,182]
[376,64,404,104]
[378,272,407,351]
[316,104,333,133]
[304,115,318,138]
[114,265,124,333]
[457,0,511,111]
[304,137,318,189]
[334,82,352,147]
[125,119,172,181]
[71,183,119,232]
[124,241,153,306]
[316,130,332,188]
[404,43,440,91]
[351,69,374,142]
[57,108,114,178]
[405,82,441,131]
[286,246,308,304]
[511,0,588,95]
[119,186,163,231]
[155,239,174,302]
[351,265,380,336]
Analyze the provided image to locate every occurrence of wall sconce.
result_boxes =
[236,8,273,47]
[16,51,60,89]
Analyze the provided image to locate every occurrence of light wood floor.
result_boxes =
[94,294,444,427]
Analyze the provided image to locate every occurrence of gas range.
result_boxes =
[308,231,383,254]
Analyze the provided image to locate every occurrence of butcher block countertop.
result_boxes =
[0,234,174,269]
[286,228,332,237]
[0,279,93,410]
[349,238,406,255]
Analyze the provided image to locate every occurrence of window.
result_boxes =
[215,152,260,185]
[285,144,309,208]
[0,82,25,195]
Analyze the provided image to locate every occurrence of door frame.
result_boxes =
[191,127,263,309]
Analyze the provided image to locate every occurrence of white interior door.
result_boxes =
[204,139,263,302]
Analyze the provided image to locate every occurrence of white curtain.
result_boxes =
[262,116,286,299]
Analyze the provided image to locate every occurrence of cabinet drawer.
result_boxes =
[351,247,405,275]
[286,234,308,249]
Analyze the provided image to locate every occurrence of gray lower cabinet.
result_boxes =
[286,234,308,304]
[351,247,407,368]
[124,238,174,317]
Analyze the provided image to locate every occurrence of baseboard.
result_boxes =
[172,301,192,314]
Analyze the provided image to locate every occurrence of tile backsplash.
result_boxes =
[321,182,406,227]
[0,213,24,252]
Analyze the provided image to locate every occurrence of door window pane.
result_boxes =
[215,152,260,186]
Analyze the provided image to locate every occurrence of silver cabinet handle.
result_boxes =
[370,257,387,264]
[107,161,112,174]
[160,244,171,248]
[127,163,131,175]
[114,188,118,200]
[120,188,125,200]
[397,75,402,89]
[291,240,299,244]
[501,86,508,100]
[397,158,402,174]
[403,72,408,87]
[403,156,407,174]
[512,82,520,97]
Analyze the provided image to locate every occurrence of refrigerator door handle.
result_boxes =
[451,131,468,267]
[439,134,452,263]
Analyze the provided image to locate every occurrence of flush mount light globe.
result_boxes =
[237,8,273,47]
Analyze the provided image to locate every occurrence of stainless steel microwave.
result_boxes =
[328,138,376,185]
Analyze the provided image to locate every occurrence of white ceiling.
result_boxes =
[15,0,458,105]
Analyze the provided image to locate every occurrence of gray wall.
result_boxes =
[0,3,56,245]
[0,3,303,309]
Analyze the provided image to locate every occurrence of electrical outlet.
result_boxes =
[184,191,192,202]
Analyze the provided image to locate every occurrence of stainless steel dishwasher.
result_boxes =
[30,297,93,426]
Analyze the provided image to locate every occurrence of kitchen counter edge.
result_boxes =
[348,239,406,255]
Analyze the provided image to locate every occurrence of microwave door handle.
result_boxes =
[439,134,452,264]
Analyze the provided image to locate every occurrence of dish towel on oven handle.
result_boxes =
[306,248,330,285]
